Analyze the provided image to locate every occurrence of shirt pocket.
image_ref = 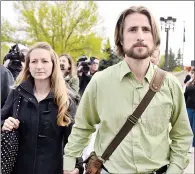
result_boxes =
[141,105,172,136]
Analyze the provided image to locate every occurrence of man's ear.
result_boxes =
[120,40,123,46]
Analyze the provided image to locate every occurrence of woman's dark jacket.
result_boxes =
[1,78,83,174]
[184,83,195,110]
[184,74,191,84]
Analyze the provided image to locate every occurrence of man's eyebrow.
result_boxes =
[127,25,151,29]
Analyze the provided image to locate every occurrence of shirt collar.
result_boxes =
[119,60,156,83]
[119,60,132,81]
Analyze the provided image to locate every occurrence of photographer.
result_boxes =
[89,56,99,75]
[3,43,25,80]
[77,55,92,96]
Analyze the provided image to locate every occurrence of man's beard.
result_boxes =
[123,43,154,60]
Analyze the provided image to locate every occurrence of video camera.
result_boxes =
[77,55,91,74]
[3,43,25,79]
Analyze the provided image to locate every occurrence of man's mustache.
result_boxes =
[133,41,147,47]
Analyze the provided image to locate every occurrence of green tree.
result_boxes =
[99,40,121,71]
[0,43,10,64]
[2,1,106,61]
[167,48,177,71]
[1,17,17,43]
[158,55,165,69]
[176,48,182,67]
[102,38,112,60]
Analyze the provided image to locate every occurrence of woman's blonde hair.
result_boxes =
[15,42,71,126]
[59,53,77,78]
[114,6,161,58]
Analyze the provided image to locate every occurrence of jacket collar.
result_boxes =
[18,76,54,99]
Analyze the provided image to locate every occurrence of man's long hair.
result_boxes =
[114,6,161,58]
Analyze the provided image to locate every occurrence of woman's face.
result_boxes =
[29,48,53,80]
[59,56,70,75]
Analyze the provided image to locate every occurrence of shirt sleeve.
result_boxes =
[166,76,193,174]
[63,74,100,171]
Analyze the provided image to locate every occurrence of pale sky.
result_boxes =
[1,1,194,66]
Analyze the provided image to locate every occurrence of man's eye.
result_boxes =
[143,27,151,32]
[129,28,137,32]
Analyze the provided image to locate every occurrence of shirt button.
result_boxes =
[18,88,21,91]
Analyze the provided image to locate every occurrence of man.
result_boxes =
[63,6,193,174]
[3,44,25,80]
[77,56,99,96]
[89,57,100,75]
[1,65,14,108]
[77,56,92,96]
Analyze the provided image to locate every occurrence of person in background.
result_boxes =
[1,42,83,174]
[3,44,25,80]
[184,66,192,84]
[183,67,193,92]
[77,56,92,96]
[150,47,160,65]
[59,54,79,93]
[0,65,14,108]
[184,68,195,152]
[89,56,100,75]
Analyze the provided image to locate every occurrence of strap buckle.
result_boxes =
[127,114,138,125]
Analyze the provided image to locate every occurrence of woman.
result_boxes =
[1,42,83,174]
[59,54,79,93]
[184,66,192,84]
[184,68,195,149]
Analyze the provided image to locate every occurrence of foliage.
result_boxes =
[173,66,182,72]
[99,41,121,71]
[2,1,106,61]
[1,43,10,64]
[167,48,177,71]
[158,55,165,69]
[102,38,111,60]
[1,18,17,43]
[176,48,182,66]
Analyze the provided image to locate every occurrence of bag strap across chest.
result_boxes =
[101,68,167,161]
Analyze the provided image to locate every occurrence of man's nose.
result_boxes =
[137,29,144,42]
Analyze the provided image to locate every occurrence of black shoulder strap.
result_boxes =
[101,68,166,161]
